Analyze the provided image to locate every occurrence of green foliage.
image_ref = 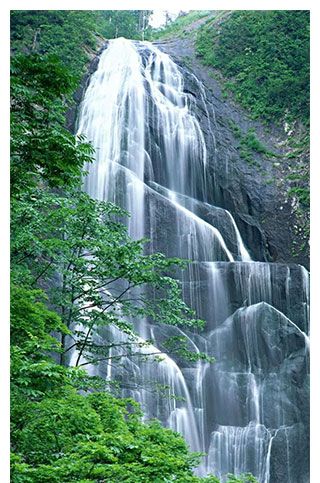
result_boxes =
[11,53,93,192]
[239,129,273,166]
[227,119,242,140]
[226,476,258,483]
[229,126,277,166]
[163,336,215,363]
[11,11,98,78]
[240,130,270,156]
[196,11,309,126]
[10,11,99,192]
[12,383,214,481]
[12,377,259,481]
[11,285,68,404]
[287,186,310,207]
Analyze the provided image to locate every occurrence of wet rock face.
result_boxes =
[155,38,309,270]
[269,423,309,483]
[74,39,309,483]
[181,262,309,332]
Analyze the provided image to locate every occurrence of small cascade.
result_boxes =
[76,37,309,482]
[207,422,271,482]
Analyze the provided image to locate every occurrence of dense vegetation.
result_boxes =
[11,11,98,79]
[195,10,310,254]
[10,10,258,483]
[196,10,309,127]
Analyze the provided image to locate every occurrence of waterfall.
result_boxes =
[76,37,309,482]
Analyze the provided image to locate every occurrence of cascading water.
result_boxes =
[76,37,309,482]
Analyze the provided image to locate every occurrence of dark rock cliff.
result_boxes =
[154,37,309,270]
